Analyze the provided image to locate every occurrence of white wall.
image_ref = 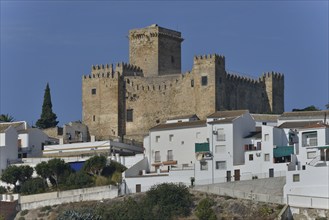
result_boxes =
[0,127,18,175]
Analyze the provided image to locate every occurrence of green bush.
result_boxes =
[20,177,47,195]
[40,205,52,212]
[64,172,94,190]
[0,186,7,194]
[20,210,29,216]
[95,176,110,186]
[57,209,101,220]
[145,183,193,220]
[195,197,217,220]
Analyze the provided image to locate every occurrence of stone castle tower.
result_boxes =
[82,24,284,141]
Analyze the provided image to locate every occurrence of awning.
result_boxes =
[273,146,294,157]
[195,143,209,152]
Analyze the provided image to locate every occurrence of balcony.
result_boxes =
[244,144,261,151]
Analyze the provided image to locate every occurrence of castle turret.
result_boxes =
[129,24,184,77]
[263,72,284,114]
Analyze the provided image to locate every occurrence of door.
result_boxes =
[269,168,274,178]
[226,171,231,182]
[234,169,240,181]
[136,184,141,193]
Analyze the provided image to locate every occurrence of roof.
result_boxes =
[279,110,329,120]
[0,122,26,132]
[207,110,249,119]
[150,120,206,131]
[0,124,12,133]
[251,114,280,122]
[278,121,323,129]
[207,117,237,125]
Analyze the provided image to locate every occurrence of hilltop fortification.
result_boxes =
[82,24,284,141]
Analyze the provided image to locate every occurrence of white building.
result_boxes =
[144,115,207,172]
[0,124,18,175]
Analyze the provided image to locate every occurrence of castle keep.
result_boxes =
[82,24,284,141]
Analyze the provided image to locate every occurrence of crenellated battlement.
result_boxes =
[226,73,258,85]
[82,71,121,80]
[193,53,225,67]
[260,71,284,81]
[115,62,143,76]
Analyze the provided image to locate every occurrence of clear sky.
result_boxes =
[1,1,328,126]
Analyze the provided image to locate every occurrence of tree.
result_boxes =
[0,114,14,122]
[47,158,72,189]
[20,177,47,195]
[0,165,33,192]
[195,197,217,220]
[35,161,51,186]
[292,105,320,112]
[36,83,58,129]
[83,155,107,176]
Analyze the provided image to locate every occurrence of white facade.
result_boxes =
[0,126,18,175]
[144,118,207,172]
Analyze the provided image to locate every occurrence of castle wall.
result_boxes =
[82,71,121,140]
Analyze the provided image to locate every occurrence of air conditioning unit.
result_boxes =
[256,153,261,157]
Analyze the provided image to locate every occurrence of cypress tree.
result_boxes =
[36,83,59,129]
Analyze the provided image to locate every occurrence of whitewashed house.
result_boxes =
[144,115,207,172]
[0,124,18,175]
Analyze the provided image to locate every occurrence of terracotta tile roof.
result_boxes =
[150,120,206,131]
[207,110,249,118]
[278,121,323,129]
[0,124,12,133]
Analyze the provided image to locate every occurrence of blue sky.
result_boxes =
[1,1,328,126]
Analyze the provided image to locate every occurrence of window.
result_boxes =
[201,76,208,86]
[307,151,316,159]
[249,154,254,161]
[264,153,270,161]
[155,136,160,143]
[262,122,267,125]
[169,134,174,142]
[91,88,96,95]
[171,55,175,63]
[200,161,208,170]
[92,115,96,122]
[264,134,269,141]
[127,109,133,122]
[217,128,225,141]
[155,151,161,162]
[191,79,194,87]
[167,150,173,161]
[302,131,317,147]
[181,141,184,145]
[196,132,201,139]
[216,161,227,170]
[215,145,226,154]
[293,174,300,182]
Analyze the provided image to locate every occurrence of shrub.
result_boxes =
[110,171,122,185]
[57,209,101,220]
[20,210,29,216]
[0,186,7,194]
[195,197,217,220]
[95,176,110,186]
[40,205,52,212]
[64,172,94,190]
[20,177,47,195]
[145,183,193,220]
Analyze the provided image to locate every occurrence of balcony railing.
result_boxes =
[244,144,261,151]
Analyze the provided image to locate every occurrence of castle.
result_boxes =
[82,24,284,141]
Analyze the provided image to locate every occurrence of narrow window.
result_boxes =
[307,151,316,159]
[127,109,133,122]
[155,151,161,162]
[200,161,208,170]
[91,88,96,95]
[217,128,225,141]
[167,150,173,161]
[92,115,96,122]
[191,79,194,87]
[201,76,208,86]
[264,153,270,161]
[171,55,175,63]
[215,145,226,154]
[264,134,269,141]
[169,134,174,142]
[249,154,254,161]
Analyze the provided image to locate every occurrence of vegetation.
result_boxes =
[36,83,58,129]
[83,155,107,176]
[20,177,47,195]
[0,186,7,194]
[57,209,101,220]
[0,113,14,122]
[0,165,33,192]
[195,197,217,220]
[292,105,320,112]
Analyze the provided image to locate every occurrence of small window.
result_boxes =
[181,141,184,145]
[293,174,300,182]
[91,88,96,95]
[155,136,160,143]
[216,161,226,170]
[169,134,174,142]
[196,132,201,139]
[171,55,175,63]
[201,76,208,86]
[127,109,133,122]
[217,128,225,141]
[264,153,270,161]
[307,151,316,159]
[264,134,269,141]
[92,115,96,122]
[249,154,254,161]
[262,122,267,125]
[215,145,226,154]
[200,161,208,170]
[191,79,194,87]
[167,150,173,161]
